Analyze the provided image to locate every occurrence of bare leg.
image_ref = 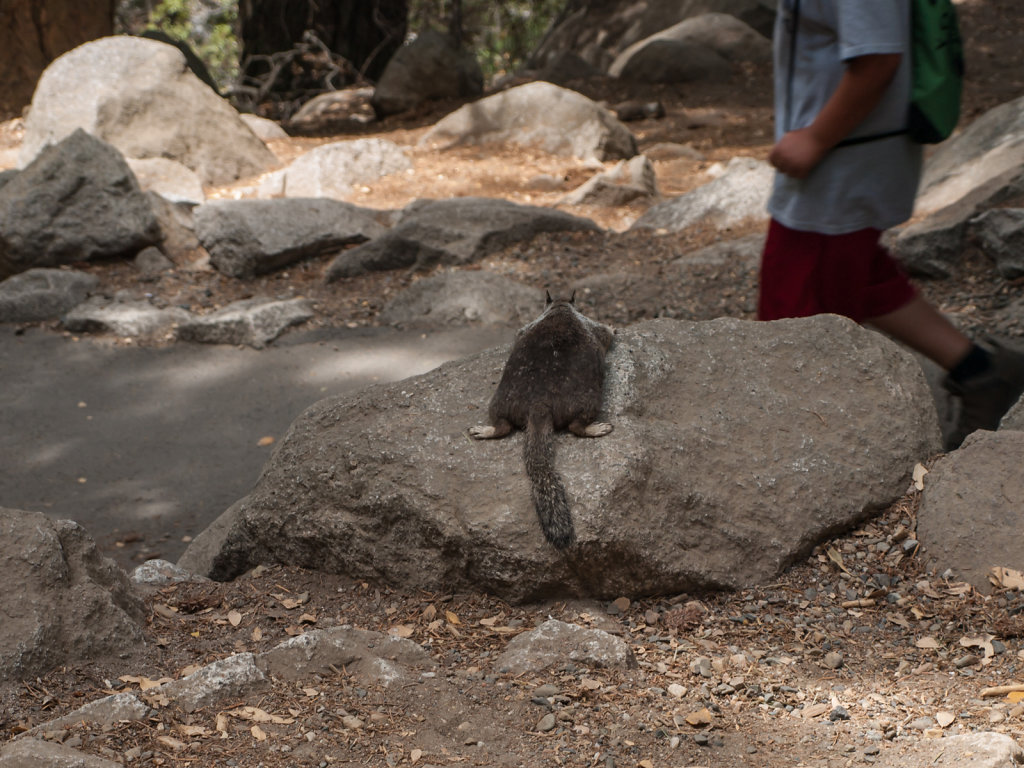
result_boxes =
[867,295,972,371]
[469,418,513,440]
[568,419,613,437]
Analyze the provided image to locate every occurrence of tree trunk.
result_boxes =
[0,0,115,119]
[239,0,407,84]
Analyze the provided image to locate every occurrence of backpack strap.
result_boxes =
[783,0,801,135]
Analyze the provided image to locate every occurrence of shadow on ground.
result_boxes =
[0,325,512,570]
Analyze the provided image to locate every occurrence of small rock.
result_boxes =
[536,713,557,732]
[823,651,844,669]
[608,597,631,615]
[341,715,365,730]
[907,716,936,730]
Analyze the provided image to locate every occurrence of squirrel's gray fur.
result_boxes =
[469,292,614,548]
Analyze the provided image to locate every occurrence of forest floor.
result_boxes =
[4,1,1024,766]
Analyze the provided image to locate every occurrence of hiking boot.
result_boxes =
[942,339,1024,451]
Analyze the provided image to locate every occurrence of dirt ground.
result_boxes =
[4,1,1024,766]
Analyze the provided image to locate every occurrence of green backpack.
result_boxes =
[787,0,965,146]
[907,0,964,143]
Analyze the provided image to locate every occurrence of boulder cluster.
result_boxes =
[2,8,1024,739]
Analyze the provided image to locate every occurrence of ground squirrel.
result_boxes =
[469,292,614,548]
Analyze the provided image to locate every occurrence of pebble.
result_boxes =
[536,713,557,732]
[533,684,560,698]
[906,716,935,731]
[824,651,844,669]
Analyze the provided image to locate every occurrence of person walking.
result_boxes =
[759,0,1024,450]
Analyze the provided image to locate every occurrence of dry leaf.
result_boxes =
[252,626,263,642]
[231,706,294,725]
[990,566,1024,590]
[961,635,996,658]
[801,702,830,719]
[639,761,654,768]
[251,725,267,742]
[410,748,423,764]
[120,675,173,691]
[389,624,415,638]
[275,592,309,610]
[227,610,242,627]
[445,610,461,625]
[1008,691,1024,703]
[177,724,208,738]
[421,605,437,622]
[216,713,229,736]
[580,678,602,691]
[156,735,186,751]
[912,463,928,490]
[915,636,941,650]
[887,614,911,629]
[298,613,317,624]
[257,436,275,447]
[936,711,955,728]
[826,547,852,575]
[684,708,713,726]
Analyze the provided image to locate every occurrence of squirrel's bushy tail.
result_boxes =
[524,410,575,548]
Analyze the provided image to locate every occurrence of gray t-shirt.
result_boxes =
[767,0,924,235]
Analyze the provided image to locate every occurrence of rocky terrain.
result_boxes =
[3,1,1024,767]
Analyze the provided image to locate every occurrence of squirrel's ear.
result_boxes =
[570,290,576,304]
[545,290,553,305]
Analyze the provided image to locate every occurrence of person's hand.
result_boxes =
[769,127,831,179]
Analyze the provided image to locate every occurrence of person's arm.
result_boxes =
[770,53,901,179]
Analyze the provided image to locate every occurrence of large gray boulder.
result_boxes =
[179,315,939,602]
[531,0,774,72]
[0,268,98,322]
[0,508,145,682]
[419,82,637,162]
[916,94,1024,217]
[20,36,276,186]
[607,12,770,83]
[560,155,659,206]
[194,198,387,279]
[326,197,601,279]
[888,166,1024,278]
[918,430,1024,592]
[177,297,315,348]
[609,39,732,84]
[629,12,772,63]
[372,29,484,117]
[0,739,124,768]
[872,733,1024,768]
[0,129,160,278]
[379,271,542,328]
[631,156,772,233]
[887,95,1024,276]
[62,297,191,340]
[971,208,1024,278]
[270,138,412,200]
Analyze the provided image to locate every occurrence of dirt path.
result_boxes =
[3,2,1024,766]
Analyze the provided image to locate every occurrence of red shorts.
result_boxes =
[758,219,917,323]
